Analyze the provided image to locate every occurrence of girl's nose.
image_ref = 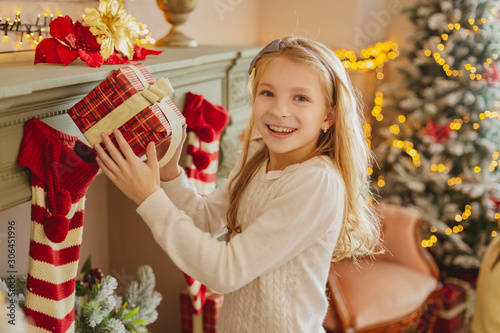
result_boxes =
[270,98,290,117]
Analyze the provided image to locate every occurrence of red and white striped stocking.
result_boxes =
[18,118,99,333]
[182,92,229,331]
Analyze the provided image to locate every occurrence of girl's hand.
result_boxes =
[94,129,160,206]
[158,124,187,182]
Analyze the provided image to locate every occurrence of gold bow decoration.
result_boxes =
[140,77,173,104]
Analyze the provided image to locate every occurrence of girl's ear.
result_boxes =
[324,107,336,127]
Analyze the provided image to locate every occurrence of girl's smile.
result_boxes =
[253,56,332,171]
[266,124,297,136]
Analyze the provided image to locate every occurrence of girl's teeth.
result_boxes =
[269,125,295,133]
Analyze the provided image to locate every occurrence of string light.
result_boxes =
[391,140,421,166]
[422,234,438,248]
[447,177,462,186]
[423,14,499,81]
[335,41,399,71]
[479,111,500,120]
[376,66,384,80]
[422,204,473,247]
[137,22,156,45]
[390,124,400,134]
[1,11,160,48]
[489,151,500,172]
[450,118,463,130]
[364,122,372,148]
[431,163,449,173]
[371,91,384,121]
[333,42,400,152]
[0,10,50,46]
[424,49,461,77]
[377,176,385,187]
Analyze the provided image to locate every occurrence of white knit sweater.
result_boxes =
[471,235,500,333]
[137,147,345,332]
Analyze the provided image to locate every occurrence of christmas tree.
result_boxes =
[373,0,500,277]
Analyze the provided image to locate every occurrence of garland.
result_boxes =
[0,256,162,333]
[34,0,162,68]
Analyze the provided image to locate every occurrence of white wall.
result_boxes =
[258,0,404,49]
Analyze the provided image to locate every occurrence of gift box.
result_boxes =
[433,277,475,333]
[434,308,466,333]
[180,290,224,333]
[68,63,185,167]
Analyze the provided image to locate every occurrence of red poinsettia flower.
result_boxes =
[35,15,163,67]
[484,61,499,86]
[103,52,129,65]
[34,38,63,64]
[132,44,163,61]
[490,196,500,210]
[35,16,104,67]
[424,120,452,143]
[103,44,164,65]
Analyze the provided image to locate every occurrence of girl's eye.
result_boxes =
[260,90,274,97]
[295,95,309,102]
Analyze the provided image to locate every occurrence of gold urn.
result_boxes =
[156,0,198,47]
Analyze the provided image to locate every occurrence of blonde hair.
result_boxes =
[226,36,381,261]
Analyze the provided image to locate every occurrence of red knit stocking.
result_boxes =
[182,93,229,320]
[183,92,230,194]
[18,118,99,333]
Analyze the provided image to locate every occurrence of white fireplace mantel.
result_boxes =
[0,45,260,211]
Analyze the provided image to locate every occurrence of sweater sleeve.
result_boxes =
[160,171,230,237]
[137,164,344,294]
[159,141,259,236]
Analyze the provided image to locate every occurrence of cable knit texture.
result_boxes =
[137,141,345,333]
[18,118,99,333]
[471,235,500,333]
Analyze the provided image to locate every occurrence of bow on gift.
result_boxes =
[140,78,173,104]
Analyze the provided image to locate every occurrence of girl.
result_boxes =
[95,35,381,332]
[471,235,500,333]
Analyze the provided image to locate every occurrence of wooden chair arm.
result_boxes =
[414,218,440,281]
[326,264,355,333]
[376,205,439,280]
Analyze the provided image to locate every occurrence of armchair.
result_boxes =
[323,204,442,333]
